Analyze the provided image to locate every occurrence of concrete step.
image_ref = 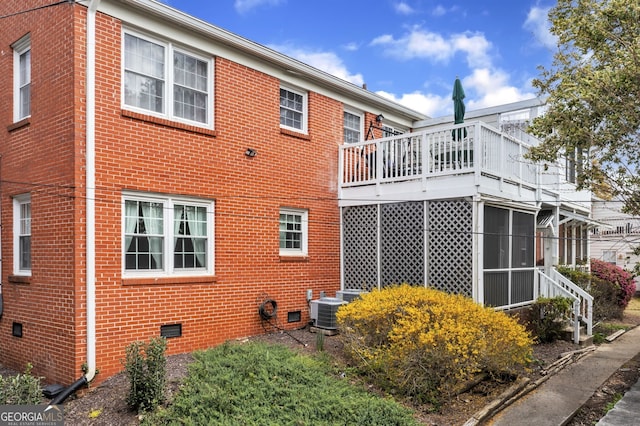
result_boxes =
[560,324,593,346]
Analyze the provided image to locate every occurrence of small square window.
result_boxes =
[279,208,308,256]
[280,86,307,133]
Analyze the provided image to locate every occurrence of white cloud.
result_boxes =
[368,26,536,116]
[394,2,415,15]
[375,69,535,118]
[342,42,359,52]
[432,5,447,17]
[376,90,450,118]
[269,44,364,86]
[234,0,285,14]
[371,27,492,68]
[451,33,492,68]
[463,68,535,110]
[524,6,557,49]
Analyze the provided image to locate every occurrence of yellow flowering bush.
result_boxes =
[337,284,533,404]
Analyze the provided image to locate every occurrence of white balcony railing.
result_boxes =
[339,121,573,196]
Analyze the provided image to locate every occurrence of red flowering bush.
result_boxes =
[590,259,636,309]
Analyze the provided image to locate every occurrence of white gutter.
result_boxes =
[85,0,100,383]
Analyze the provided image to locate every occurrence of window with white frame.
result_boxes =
[603,250,617,265]
[13,194,31,275]
[382,125,403,138]
[13,34,31,122]
[279,208,308,255]
[123,31,212,127]
[343,110,362,143]
[123,194,214,276]
[279,86,307,132]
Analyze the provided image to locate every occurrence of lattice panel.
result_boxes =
[427,200,473,296]
[342,205,378,292]
[381,202,424,287]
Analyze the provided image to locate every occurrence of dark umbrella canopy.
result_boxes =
[452,77,467,140]
[453,77,466,124]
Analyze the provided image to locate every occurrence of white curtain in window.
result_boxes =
[124,200,138,252]
[141,202,163,268]
[185,205,206,268]
[174,204,182,242]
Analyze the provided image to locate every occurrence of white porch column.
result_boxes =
[476,198,484,305]
[545,206,560,273]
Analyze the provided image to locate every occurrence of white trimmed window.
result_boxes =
[279,208,308,256]
[13,194,31,275]
[123,30,213,127]
[123,193,214,276]
[13,34,31,122]
[280,86,307,133]
[343,110,362,143]
[383,125,403,137]
[603,250,616,265]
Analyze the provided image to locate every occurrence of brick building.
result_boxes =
[0,0,425,387]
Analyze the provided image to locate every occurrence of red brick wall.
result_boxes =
[0,1,82,385]
[89,15,342,383]
[1,3,345,386]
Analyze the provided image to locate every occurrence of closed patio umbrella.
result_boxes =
[452,77,467,140]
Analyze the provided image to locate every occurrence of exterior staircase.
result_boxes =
[536,267,594,344]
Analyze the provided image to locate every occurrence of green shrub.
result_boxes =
[590,276,625,320]
[528,297,572,343]
[144,341,419,425]
[336,285,533,405]
[556,266,591,290]
[0,363,42,405]
[558,265,627,320]
[123,337,167,412]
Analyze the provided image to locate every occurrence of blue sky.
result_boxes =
[160,0,558,118]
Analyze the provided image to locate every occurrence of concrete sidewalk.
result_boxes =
[596,376,640,425]
[488,326,640,426]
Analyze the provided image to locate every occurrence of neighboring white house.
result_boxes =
[591,197,640,276]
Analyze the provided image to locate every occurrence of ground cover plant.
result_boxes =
[336,285,533,406]
[143,341,420,425]
[0,363,42,405]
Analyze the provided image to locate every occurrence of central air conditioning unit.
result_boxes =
[336,289,366,303]
[310,297,347,330]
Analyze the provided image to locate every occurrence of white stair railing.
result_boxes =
[549,268,593,336]
[535,268,593,344]
[536,269,581,344]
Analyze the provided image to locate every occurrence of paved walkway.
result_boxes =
[488,326,640,426]
[597,376,640,425]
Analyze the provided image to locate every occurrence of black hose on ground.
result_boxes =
[258,299,307,347]
[47,376,88,406]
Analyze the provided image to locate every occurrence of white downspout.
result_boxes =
[85,0,101,383]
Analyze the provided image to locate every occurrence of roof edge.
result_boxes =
[108,0,427,121]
